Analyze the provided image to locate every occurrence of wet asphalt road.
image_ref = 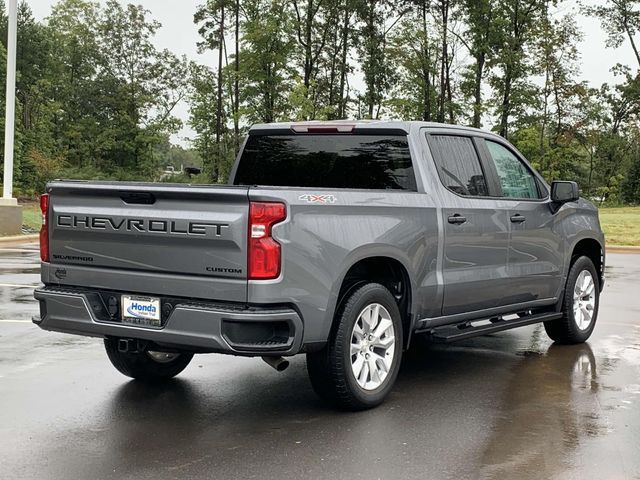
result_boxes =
[1,244,639,480]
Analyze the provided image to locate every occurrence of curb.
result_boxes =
[606,245,640,254]
[0,234,39,245]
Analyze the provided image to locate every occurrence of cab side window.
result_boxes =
[429,135,489,197]
[486,141,542,199]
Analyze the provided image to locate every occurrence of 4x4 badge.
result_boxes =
[299,194,337,204]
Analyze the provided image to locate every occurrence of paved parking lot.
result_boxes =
[1,243,639,479]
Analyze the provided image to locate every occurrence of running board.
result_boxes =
[426,312,562,343]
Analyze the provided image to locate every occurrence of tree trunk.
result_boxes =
[338,3,349,118]
[234,0,240,154]
[587,148,594,195]
[472,53,485,128]
[499,68,512,138]
[623,17,640,68]
[421,1,431,121]
[304,0,313,91]
[438,0,450,123]
[328,21,338,118]
[438,0,449,123]
[365,0,375,118]
[446,47,454,123]
[215,5,225,182]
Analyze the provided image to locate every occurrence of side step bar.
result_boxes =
[425,312,562,343]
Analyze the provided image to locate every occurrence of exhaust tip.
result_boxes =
[262,356,289,372]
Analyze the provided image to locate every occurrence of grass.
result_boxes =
[13,202,640,246]
[20,203,41,233]
[599,206,640,247]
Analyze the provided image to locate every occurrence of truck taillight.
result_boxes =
[39,193,50,262]
[248,202,286,280]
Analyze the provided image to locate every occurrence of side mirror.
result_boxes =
[551,181,580,203]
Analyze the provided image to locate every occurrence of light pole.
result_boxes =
[0,0,21,236]
[2,0,17,202]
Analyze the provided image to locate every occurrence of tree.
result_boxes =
[533,3,585,178]
[622,137,640,203]
[583,0,640,69]
[490,0,544,139]
[289,0,337,118]
[46,0,101,168]
[387,2,439,121]
[356,0,408,118]
[195,0,234,159]
[97,0,189,173]
[2,0,640,203]
[433,0,454,122]
[592,72,640,203]
[189,64,226,181]
[458,0,497,127]
[237,0,294,124]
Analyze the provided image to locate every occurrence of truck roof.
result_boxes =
[248,120,499,138]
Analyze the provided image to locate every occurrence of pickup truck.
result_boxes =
[34,121,605,410]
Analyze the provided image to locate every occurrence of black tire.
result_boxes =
[306,283,403,411]
[544,256,600,344]
[104,338,194,381]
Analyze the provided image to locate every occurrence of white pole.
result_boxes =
[2,0,17,200]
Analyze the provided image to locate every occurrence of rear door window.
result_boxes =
[429,135,489,197]
[234,134,417,191]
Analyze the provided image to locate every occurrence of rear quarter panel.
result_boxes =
[247,189,439,344]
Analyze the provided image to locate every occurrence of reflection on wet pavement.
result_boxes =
[480,341,600,479]
[0,245,639,479]
[0,244,40,321]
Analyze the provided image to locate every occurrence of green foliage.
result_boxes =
[386,3,438,121]
[582,0,640,67]
[239,0,295,123]
[1,0,639,206]
[0,0,191,195]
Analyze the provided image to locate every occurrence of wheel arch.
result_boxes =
[329,252,415,348]
[570,237,605,290]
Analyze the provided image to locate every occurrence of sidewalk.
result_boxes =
[0,234,39,246]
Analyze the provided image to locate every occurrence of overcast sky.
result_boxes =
[24,0,639,145]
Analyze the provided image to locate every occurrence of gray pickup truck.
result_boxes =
[34,121,605,410]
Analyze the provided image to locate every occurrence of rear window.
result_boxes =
[234,134,417,191]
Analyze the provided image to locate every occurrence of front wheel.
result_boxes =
[104,338,194,381]
[544,256,600,344]
[306,283,403,410]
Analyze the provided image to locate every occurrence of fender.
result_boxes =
[322,243,419,341]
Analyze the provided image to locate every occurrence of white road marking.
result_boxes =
[0,283,38,288]
[0,319,32,323]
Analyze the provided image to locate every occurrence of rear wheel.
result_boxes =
[104,338,194,381]
[544,256,600,344]
[306,283,403,410]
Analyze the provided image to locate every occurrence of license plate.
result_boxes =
[121,295,161,327]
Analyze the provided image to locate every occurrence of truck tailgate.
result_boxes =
[45,181,249,302]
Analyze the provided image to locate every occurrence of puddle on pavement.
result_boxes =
[479,323,640,479]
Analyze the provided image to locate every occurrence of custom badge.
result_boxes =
[298,194,337,204]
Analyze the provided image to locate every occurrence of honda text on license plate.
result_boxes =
[121,295,161,327]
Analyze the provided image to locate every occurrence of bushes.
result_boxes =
[14,148,65,197]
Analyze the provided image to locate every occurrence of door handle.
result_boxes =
[448,214,467,225]
[510,214,526,224]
